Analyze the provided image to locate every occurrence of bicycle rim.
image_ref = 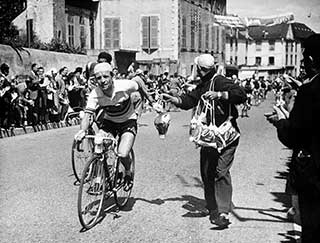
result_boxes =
[71,138,94,182]
[77,157,106,229]
[114,150,135,208]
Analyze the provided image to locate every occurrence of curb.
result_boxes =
[0,117,81,139]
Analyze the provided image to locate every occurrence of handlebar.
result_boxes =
[84,134,117,144]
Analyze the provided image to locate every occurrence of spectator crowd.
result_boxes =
[0,55,190,130]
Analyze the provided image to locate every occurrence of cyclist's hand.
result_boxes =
[152,102,164,113]
[74,129,86,142]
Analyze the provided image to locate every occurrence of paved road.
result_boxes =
[0,94,297,243]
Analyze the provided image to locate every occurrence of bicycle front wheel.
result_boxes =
[114,150,135,208]
[71,138,94,183]
[77,156,106,229]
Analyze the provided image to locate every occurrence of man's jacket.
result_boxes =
[177,70,247,131]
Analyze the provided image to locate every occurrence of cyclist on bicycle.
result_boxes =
[75,62,159,182]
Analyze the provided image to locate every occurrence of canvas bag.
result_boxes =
[189,77,240,152]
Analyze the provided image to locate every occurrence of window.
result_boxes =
[235,56,238,65]
[269,56,275,65]
[235,39,238,52]
[256,41,261,51]
[104,17,120,49]
[295,55,297,65]
[269,40,275,51]
[290,54,293,65]
[285,42,288,52]
[80,16,86,49]
[205,24,209,50]
[67,15,74,47]
[26,19,33,46]
[198,22,202,50]
[181,16,187,49]
[285,54,288,65]
[80,26,86,48]
[245,40,248,51]
[216,27,220,52]
[211,26,215,50]
[295,42,297,52]
[245,56,248,65]
[255,57,261,65]
[230,56,233,64]
[230,39,233,51]
[291,42,293,52]
[191,17,196,50]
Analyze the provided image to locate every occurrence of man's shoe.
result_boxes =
[209,210,219,223]
[211,213,231,227]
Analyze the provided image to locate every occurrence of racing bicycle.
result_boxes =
[77,131,135,229]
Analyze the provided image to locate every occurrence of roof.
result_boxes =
[248,23,289,40]
[248,22,315,41]
[291,22,314,40]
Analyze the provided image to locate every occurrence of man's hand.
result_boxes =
[74,129,86,142]
[161,93,181,105]
[202,91,221,100]
[265,105,289,125]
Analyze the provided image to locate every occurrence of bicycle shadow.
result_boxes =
[79,196,119,233]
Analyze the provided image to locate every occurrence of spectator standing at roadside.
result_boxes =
[266,34,320,243]
[56,67,69,121]
[37,66,49,123]
[162,54,247,227]
[0,63,12,127]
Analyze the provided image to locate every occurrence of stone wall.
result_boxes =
[0,44,96,76]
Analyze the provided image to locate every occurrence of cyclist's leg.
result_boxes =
[117,119,137,171]
[118,132,135,170]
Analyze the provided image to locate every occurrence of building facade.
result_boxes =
[224,19,314,80]
[94,0,227,76]
[13,0,97,50]
[12,0,227,76]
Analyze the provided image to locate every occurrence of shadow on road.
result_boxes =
[122,194,207,218]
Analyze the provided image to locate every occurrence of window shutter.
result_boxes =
[104,18,112,49]
[182,16,187,49]
[141,16,149,49]
[113,18,120,48]
[150,16,159,48]
[198,22,202,50]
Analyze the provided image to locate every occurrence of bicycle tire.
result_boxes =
[71,138,94,183]
[114,150,135,208]
[77,156,106,229]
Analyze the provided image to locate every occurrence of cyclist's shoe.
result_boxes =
[123,170,133,192]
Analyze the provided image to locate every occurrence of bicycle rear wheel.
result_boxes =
[71,137,94,182]
[77,156,106,229]
[114,150,135,208]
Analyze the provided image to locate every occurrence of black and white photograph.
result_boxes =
[1,0,320,242]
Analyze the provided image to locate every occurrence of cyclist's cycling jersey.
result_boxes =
[85,79,139,123]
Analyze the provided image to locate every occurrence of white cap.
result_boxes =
[194,54,215,69]
[94,62,113,74]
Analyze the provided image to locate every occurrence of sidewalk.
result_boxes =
[0,118,80,139]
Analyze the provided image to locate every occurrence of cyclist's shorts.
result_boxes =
[100,119,137,137]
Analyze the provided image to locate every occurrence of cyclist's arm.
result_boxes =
[131,77,155,104]
[80,112,92,131]
[80,89,98,132]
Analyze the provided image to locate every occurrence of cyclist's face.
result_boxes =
[95,71,113,91]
